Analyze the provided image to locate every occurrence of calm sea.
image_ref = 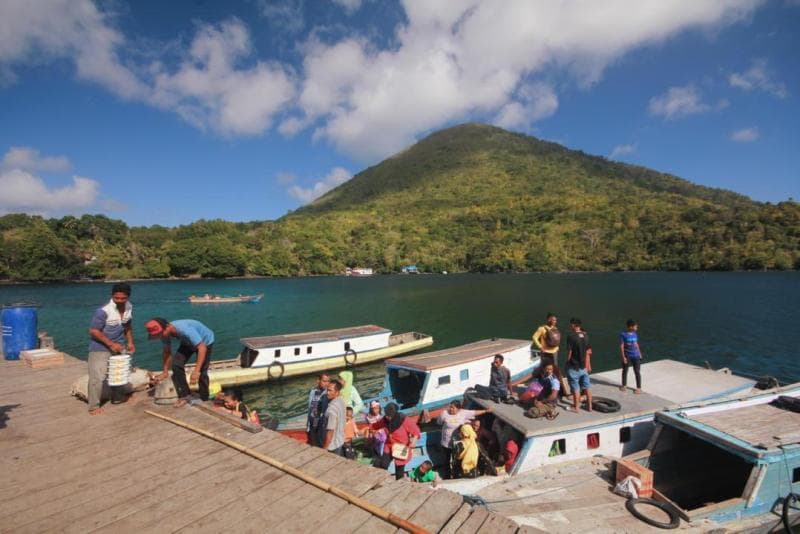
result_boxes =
[1,272,798,419]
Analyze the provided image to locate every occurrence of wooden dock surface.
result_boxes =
[0,355,532,533]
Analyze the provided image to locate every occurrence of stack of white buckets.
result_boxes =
[107,354,132,386]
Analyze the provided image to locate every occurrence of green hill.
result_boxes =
[1,123,798,281]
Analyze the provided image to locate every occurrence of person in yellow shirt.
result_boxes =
[532,313,560,367]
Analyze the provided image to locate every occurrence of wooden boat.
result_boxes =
[278,338,540,442]
[185,325,433,388]
[620,383,800,525]
[188,293,263,304]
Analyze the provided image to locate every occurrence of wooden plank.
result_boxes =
[453,506,490,534]
[327,475,411,533]
[358,482,434,532]
[192,402,262,433]
[438,502,474,534]
[404,486,464,533]
[475,512,520,533]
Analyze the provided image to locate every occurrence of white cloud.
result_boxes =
[730,127,759,142]
[0,169,99,213]
[0,0,765,157]
[648,85,715,120]
[494,82,558,131]
[1,147,71,173]
[729,58,788,98]
[333,0,363,15]
[287,166,352,203]
[609,143,637,159]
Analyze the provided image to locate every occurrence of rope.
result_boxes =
[145,410,430,534]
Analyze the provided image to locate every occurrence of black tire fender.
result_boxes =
[592,396,622,413]
[625,498,680,529]
[267,361,284,380]
[344,349,358,366]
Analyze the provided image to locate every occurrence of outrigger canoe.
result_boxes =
[188,293,263,303]
[184,325,432,387]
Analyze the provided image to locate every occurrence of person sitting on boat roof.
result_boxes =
[491,354,514,402]
[437,400,492,478]
[520,362,561,406]
[338,370,364,414]
[307,373,331,447]
[565,318,592,413]
[220,388,260,425]
[369,402,420,480]
[147,317,215,408]
[409,460,440,487]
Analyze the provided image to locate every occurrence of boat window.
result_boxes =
[619,427,632,443]
[388,368,426,409]
[274,349,281,358]
[438,375,451,386]
[307,346,312,354]
[294,347,300,356]
[344,341,351,351]
[239,347,258,368]
[549,438,566,456]
[460,369,469,381]
[587,432,600,449]
[794,467,800,484]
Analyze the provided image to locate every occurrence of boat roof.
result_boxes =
[471,360,757,439]
[656,385,800,458]
[241,324,390,349]
[387,338,530,372]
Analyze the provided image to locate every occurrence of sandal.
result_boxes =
[546,411,559,420]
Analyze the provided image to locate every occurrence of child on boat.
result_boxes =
[220,388,260,425]
[342,406,358,459]
[409,460,440,487]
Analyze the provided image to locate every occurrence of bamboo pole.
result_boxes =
[145,410,430,534]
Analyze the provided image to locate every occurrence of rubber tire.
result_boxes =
[783,492,799,533]
[592,396,622,413]
[267,361,284,380]
[625,498,680,530]
[344,349,358,366]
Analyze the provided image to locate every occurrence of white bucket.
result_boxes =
[107,354,131,386]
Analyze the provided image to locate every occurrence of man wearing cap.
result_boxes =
[87,283,135,416]
[147,318,214,407]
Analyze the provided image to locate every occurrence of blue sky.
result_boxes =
[0,0,797,227]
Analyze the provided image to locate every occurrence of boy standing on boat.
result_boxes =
[307,373,331,446]
[620,319,643,393]
[565,318,592,413]
[532,313,560,367]
[87,283,135,416]
[323,380,346,456]
[146,318,214,407]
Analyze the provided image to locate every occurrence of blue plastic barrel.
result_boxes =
[1,306,38,360]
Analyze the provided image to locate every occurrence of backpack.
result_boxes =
[545,327,561,347]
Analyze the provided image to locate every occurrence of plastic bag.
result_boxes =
[614,475,642,499]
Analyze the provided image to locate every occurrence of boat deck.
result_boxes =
[0,353,532,533]
[472,360,756,438]
[242,324,390,349]
[389,339,530,371]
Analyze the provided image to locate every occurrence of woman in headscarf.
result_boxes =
[458,423,479,477]
[369,402,420,480]
[338,370,364,413]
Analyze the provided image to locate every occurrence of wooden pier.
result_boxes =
[0,354,534,533]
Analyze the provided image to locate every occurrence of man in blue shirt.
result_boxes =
[146,318,215,406]
[87,283,135,415]
[619,319,643,393]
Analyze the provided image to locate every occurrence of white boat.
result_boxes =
[463,360,761,476]
[188,325,433,387]
[346,267,373,276]
[188,293,263,304]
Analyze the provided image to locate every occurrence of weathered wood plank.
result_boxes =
[452,506,490,534]
[404,486,464,532]
[475,512,521,533]
[438,502,474,534]
[358,482,435,532]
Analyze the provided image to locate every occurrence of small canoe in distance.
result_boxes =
[188,293,263,304]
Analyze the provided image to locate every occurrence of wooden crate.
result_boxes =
[615,458,653,498]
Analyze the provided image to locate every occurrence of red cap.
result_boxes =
[145,319,164,338]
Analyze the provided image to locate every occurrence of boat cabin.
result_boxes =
[623,385,800,524]
[239,325,391,368]
[375,338,536,413]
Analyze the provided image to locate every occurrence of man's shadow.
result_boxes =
[0,404,21,429]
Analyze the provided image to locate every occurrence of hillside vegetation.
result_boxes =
[1,124,798,281]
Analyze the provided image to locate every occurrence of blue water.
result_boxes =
[1,272,798,419]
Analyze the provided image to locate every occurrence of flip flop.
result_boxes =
[174,398,188,408]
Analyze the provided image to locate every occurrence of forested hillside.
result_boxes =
[1,124,798,281]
